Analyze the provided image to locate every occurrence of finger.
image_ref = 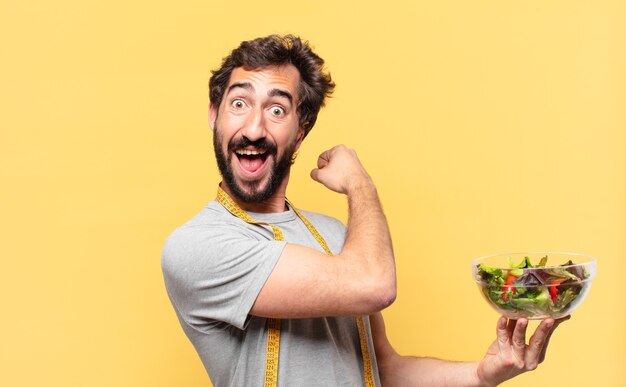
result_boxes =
[495,316,512,357]
[538,315,570,363]
[511,318,528,364]
[525,318,555,369]
[506,318,517,339]
[316,150,330,169]
[497,316,510,342]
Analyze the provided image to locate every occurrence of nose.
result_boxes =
[240,109,266,142]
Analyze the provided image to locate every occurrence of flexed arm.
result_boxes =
[250,145,396,318]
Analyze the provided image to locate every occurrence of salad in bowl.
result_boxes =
[472,252,596,319]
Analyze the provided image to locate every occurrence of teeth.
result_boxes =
[235,149,266,156]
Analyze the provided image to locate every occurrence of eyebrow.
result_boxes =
[227,82,253,94]
[226,82,293,104]
[268,88,293,104]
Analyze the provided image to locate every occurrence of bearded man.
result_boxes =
[162,35,566,387]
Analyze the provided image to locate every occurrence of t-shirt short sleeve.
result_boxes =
[161,221,286,331]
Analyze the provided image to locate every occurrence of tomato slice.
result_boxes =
[549,280,564,303]
[501,275,518,301]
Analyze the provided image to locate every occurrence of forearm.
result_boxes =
[340,180,396,309]
[380,355,487,387]
[309,145,396,312]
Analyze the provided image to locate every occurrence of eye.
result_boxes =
[231,99,246,109]
[270,106,285,117]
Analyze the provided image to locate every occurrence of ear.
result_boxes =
[294,128,305,151]
[209,104,218,130]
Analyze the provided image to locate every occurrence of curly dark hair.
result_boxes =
[209,35,335,137]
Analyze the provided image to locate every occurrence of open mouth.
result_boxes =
[234,148,270,174]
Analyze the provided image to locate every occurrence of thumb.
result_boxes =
[310,168,321,183]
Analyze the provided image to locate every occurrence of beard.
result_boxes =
[213,127,297,203]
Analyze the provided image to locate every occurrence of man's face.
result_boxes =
[210,65,304,203]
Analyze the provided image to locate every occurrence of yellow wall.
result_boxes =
[1,1,624,386]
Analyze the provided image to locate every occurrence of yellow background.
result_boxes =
[1,0,624,386]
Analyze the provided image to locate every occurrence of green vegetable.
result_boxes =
[476,255,587,317]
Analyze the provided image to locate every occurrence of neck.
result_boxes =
[219,180,290,214]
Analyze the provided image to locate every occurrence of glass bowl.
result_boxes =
[472,252,596,319]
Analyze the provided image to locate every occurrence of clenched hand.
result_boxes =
[310,145,372,194]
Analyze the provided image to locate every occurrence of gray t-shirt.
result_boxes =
[162,201,381,387]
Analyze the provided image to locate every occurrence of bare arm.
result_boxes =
[371,313,568,387]
[250,145,396,318]
[372,313,483,387]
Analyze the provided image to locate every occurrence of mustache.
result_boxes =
[228,137,277,154]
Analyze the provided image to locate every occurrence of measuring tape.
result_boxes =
[216,186,376,387]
